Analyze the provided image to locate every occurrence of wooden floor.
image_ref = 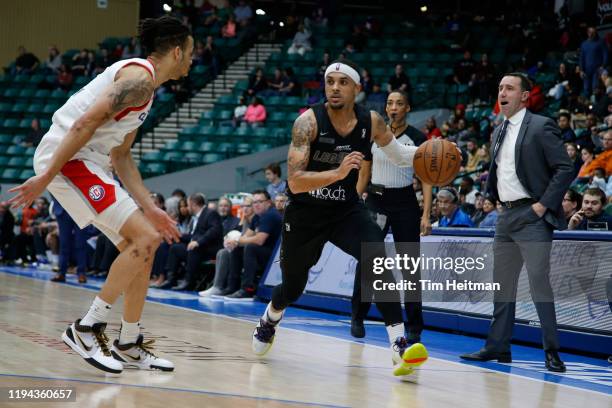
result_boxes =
[0,272,609,408]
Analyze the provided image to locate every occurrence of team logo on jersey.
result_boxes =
[88,185,106,202]
[308,185,346,201]
[138,112,148,122]
[361,128,366,139]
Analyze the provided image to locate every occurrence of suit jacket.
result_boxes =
[486,110,575,230]
[187,208,223,251]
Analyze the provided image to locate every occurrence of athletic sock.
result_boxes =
[80,296,112,327]
[386,323,405,345]
[263,302,283,325]
[118,319,140,346]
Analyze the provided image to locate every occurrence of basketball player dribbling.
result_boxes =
[252,59,428,377]
[8,16,192,374]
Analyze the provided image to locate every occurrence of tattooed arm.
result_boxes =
[288,110,365,193]
[36,66,154,186]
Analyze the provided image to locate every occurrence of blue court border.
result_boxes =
[0,267,610,397]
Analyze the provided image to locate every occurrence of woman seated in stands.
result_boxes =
[244,97,266,127]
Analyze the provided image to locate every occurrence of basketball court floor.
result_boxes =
[0,267,610,407]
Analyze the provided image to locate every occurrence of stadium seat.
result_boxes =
[7,145,26,155]
[19,169,35,180]
[1,168,20,181]
[7,157,23,168]
[142,151,163,162]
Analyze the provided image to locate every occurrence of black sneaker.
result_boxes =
[351,318,365,338]
[224,288,254,301]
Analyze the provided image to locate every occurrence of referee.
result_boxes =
[352,90,433,342]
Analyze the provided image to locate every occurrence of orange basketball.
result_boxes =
[413,139,462,186]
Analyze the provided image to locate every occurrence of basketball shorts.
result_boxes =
[33,130,138,246]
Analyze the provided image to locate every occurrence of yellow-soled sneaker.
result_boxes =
[391,338,428,377]
[252,318,277,356]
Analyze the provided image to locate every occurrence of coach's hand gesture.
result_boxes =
[335,151,364,180]
[7,174,51,209]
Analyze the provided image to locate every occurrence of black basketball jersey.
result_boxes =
[287,103,372,206]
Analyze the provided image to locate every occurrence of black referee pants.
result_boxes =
[271,201,403,326]
[352,186,424,338]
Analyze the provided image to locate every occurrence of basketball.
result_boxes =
[413,139,462,186]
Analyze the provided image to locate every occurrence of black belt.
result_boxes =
[502,197,535,209]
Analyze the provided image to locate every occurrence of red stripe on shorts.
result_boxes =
[60,160,117,214]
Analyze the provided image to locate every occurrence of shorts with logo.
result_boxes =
[33,131,138,246]
[271,200,403,325]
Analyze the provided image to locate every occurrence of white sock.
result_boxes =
[80,296,112,327]
[386,323,405,345]
[118,319,140,345]
[263,302,283,324]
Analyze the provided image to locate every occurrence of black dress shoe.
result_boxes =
[172,281,194,291]
[351,318,365,338]
[50,274,66,283]
[545,350,566,373]
[460,349,512,363]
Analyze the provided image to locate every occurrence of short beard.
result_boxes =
[328,101,345,110]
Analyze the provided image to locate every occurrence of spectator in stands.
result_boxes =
[387,64,411,94]
[577,146,595,179]
[247,68,267,97]
[557,111,576,142]
[459,176,478,205]
[582,130,612,176]
[281,67,300,96]
[366,83,386,114]
[437,188,475,227]
[221,14,237,38]
[46,46,61,73]
[244,96,266,127]
[13,202,38,264]
[562,189,582,222]
[165,189,187,217]
[355,68,372,104]
[287,24,312,56]
[580,27,608,97]
[476,143,491,169]
[565,142,583,178]
[150,192,166,211]
[464,139,480,173]
[192,40,207,66]
[425,117,442,139]
[549,63,572,104]
[453,50,475,86]
[234,0,253,26]
[0,202,15,263]
[89,232,118,278]
[57,64,73,90]
[568,188,611,230]
[575,113,597,150]
[199,196,255,297]
[265,67,284,95]
[349,24,367,52]
[218,196,240,235]
[315,50,331,83]
[342,42,357,56]
[274,193,288,215]
[589,167,608,191]
[121,41,140,59]
[151,197,192,288]
[310,7,328,28]
[21,118,44,147]
[265,162,287,200]
[208,201,218,212]
[12,46,39,75]
[471,53,496,103]
[202,35,220,77]
[478,196,498,228]
[164,193,223,291]
[49,198,90,284]
[93,48,113,75]
[71,49,89,77]
[232,95,248,127]
[471,193,486,225]
[224,190,282,300]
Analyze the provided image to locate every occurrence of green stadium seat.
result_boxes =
[179,126,199,139]
[235,143,251,154]
[234,127,253,138]
[8,157,23,168]
[196,125,216,137]
[3,88,19,99]
[215,127,233,139]
[216,94,237,107]
[198,141,215,152]
[24,146,35,156]
[1,168,20,181]
[40,119,51,129]
[49,89,67,102]
[2,118,20,132]
[42,103,59,114]
[216,142,233,153]
[184,152,202,163]
[17,89,35,101]
[0,156,9,166]
[0,134,12,144]
[162,140,180,151]
[18,118,32,130]
[180,141,198,152]
[18,169,34,179]
[162,151,181,162]
[26,104,44,116]
[265,96,283,107]
[11,103,29,116]
[7,145,26,155]
[201,153,224,163]
[213,111,232,122]
[252,143,273,153]
[145,163,167,175]
[199,111,215,125]
[142,151,163,162]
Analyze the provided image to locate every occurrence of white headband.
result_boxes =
[324,63,360,84]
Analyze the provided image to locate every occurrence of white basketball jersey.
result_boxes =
[38,58,155,167]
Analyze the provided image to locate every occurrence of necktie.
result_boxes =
[492,120,510,161]
[189,217,197,234]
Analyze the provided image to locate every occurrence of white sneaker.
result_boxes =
[61,319,123,374]
[111,334,174,371]
[252,318,278,356]
[198,286,223,297]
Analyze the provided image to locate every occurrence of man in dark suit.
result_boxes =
[460,73,574,372]
[162,193,223,291]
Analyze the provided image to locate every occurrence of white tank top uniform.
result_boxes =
[33,58,156,245]
[371,133,416,188]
